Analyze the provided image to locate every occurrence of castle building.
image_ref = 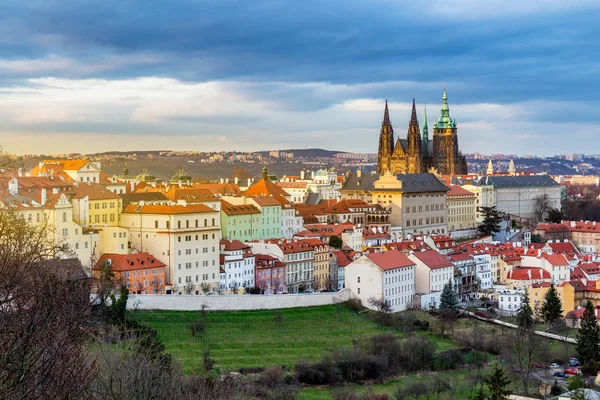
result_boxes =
[377,87,467,176]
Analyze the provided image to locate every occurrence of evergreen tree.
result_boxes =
[439,280,459,313]
[515,290,534,330]
[478,206,502,236]
[576,301,600,365]
[485,365,511,400]
[541,284,563,324]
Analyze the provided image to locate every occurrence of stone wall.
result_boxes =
[127,289,354,311]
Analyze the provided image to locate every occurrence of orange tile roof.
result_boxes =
[244,178,290,198]
[71,182,121,201]
[220,199,261,215]
[194,183,242,196]
[220,239,251,251]
[276,182,307,189]
[122,203,217,215]
[541,253,570,266]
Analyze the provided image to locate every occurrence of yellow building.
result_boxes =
[446,185,477,232]
[70,182,122,227]
[303,238,330,291]
[529,282,575,317]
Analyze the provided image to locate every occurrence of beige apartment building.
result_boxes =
[446,185,477,232]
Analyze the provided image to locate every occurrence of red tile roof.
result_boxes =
[365,252,415,271]
[220,239,250,251]
[541,253,570,266]
[410,250,454,269]
[333,250,353,267]
[446,185,476,198]
[95,252,166,272]
[507,267,550,280]
[244,178,290,198]
[449,253,473,262]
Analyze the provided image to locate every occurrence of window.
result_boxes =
[357,277,360,283]
[62,212,67,222]
[155,221,159,228]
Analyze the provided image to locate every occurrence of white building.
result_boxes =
[408,250,455,294]
[497,289,524,316]
[476,175,561,219]
[472,251,493,289]
[247,239,315,292]
[219,240,255,293]
[120,201,221,295]
[345,252,416,312]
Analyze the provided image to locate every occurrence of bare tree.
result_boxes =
[0,209,96,399]
[501,327,549,394]
[534,194,552,224]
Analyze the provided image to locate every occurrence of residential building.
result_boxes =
[529,282,575,318]
[505,267,551,289]
[409,250,454,294]
[247,239,315,292]
[276,181,309,203]
[302,238,330,291]
[120,201,221,295]
[220,199,261,242]
[94,252,167,294]
[254,254,286,294]
[219,240,255,293]
[345,252,416,312]
[449,253,477,301]
[497,289,524,316]
[446,185,477,233]
[70,182,122,227]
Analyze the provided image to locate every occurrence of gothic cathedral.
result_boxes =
[376,86,467,175]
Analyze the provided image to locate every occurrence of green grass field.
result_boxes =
[128,305,401,374]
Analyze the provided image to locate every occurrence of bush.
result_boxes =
[248,286,262,294]
[401,336,434,372]
[581,360,600,376]
[187,320,206,337]
[362,333,405,374]
[344,298,363,313]
[261,366,283,388]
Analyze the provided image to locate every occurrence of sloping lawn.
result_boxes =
[128,305,398,373]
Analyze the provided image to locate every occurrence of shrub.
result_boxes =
[362,333,405,374]
[401,335,434,372]
[344,298,363,313]
[261,366,283,388]
[187,320,206,337]
[248,286,262,294]
[581,360,600,376]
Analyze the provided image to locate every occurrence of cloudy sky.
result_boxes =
[0,0,599,155]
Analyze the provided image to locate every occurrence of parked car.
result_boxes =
[564,368,579,375]
[553,371,567,378]
[570,360,581,367]
[304,289,315,294]
[532,362,546,369]
[551,363,561,368]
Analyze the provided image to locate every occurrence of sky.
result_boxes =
[0,0,599,156]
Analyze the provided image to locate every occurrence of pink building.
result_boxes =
[255,254,286,294]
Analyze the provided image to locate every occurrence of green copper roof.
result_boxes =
[435,85,457,129]
[422,105,429,142]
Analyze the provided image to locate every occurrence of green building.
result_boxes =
[220,199,261,242]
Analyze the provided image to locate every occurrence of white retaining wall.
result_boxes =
[127,289,354,311]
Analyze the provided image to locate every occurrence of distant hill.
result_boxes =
[257,148,344,158]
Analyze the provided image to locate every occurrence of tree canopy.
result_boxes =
[478,206,502,236]
[515,290,534,330]
[541,284,563,324]
[576,301,600,365]
[439,280,459,313]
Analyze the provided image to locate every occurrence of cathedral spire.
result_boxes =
[508,159,516,175]
[410,98,417,123]
[487,159,494,175]
[437,84,454,128]
[422,105,429,143]
[383,99,391,126]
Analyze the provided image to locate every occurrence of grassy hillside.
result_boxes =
[127,305,395,374]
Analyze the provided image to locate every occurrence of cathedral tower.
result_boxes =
[432,86,467,175]
[377,100,394,174]
[406,99,422,173]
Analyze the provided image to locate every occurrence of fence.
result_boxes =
[127,288,354,311]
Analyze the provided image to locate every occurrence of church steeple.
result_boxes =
[487,159,494,175]
[437,84,455,129]
[422,105,429,144]
[410,98,418,123]
[377,99,395,174]
[383,99,391,126]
